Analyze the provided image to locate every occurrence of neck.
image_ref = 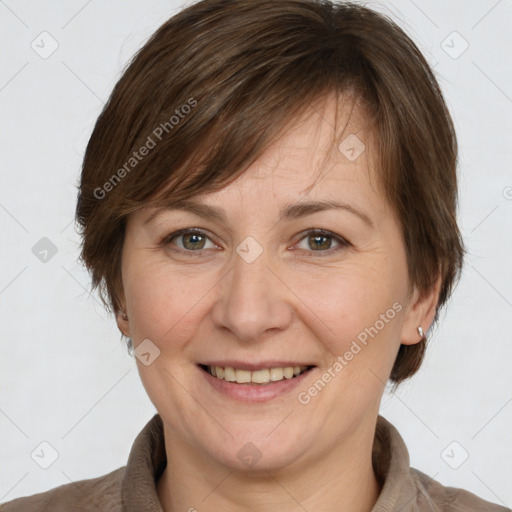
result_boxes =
[156,418,382,512]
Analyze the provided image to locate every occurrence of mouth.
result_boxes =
[198,364,315,385]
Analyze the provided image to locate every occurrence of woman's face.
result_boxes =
[118,96,438,473]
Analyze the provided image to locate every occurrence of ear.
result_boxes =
[400,275,442,345]
[116,309,131,338]
[113,277,131,337]
[115,289,131,338]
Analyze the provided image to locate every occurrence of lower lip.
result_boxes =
[199,366,315,402]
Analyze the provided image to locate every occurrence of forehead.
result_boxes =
[136,93,390,231]
[203,94,381,205]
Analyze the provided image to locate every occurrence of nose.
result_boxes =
[210,243,293,343]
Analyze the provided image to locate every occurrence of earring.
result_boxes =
[126,337,134,357]
[121,312,128,320]
[417,326,424,339]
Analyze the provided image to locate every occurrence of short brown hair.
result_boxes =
[76,0,465,387]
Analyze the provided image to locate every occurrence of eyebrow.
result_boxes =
[144,198,374,228]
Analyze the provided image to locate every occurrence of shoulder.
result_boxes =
[0,466,126,512]
[410,467,511,511]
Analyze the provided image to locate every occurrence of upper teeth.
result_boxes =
[208,365,308,384]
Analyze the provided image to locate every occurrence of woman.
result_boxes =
[2,0,508,510]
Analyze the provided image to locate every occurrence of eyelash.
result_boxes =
[160,228,350,257]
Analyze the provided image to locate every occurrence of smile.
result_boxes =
[200,364,313,385]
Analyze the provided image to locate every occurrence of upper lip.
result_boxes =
[199,361,315,371]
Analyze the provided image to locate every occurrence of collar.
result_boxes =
[121,413,420,511]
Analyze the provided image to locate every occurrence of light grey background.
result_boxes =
[1,0,511,506]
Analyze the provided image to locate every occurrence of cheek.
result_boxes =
[122,257,217,350]
[290,260,405,370]
[122,260,211,412]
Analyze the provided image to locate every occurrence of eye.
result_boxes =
[294,229,349,254]
[161,227,350,256]
[162,228,217,252]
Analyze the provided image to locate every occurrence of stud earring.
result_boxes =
[417,325,424,339]
[121,312,128,321]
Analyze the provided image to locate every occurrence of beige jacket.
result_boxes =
[1,414,509,511]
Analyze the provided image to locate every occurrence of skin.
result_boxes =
[116,94,441,512]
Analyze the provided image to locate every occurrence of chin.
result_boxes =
[198,421,317,473]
